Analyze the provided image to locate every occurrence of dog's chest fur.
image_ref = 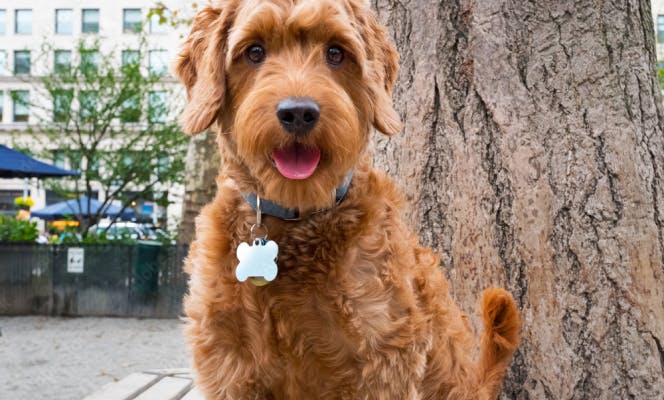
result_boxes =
[184,168,453,398]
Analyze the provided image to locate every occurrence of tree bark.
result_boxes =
[178,131,220,243]
[372,0,664,398]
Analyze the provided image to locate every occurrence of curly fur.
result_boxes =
[175,1,520,398]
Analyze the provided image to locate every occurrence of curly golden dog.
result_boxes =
[175,0,520,398]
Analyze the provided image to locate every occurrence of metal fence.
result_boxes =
[0,243,189,318]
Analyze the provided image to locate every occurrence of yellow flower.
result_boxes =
[14,196,35,207]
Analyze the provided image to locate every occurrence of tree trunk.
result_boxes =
[372,0,664,398]
[178,131,220,243]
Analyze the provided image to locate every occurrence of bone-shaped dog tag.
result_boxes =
[235,238,279,286]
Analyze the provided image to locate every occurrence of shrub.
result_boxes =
[0,216,39,243]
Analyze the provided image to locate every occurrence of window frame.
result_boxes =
[52,150,66,169]
[54,50,72,75]
[123,9,142,34]
[148,91,167,123]
[0,50,8,76]
[0,9,7,35]
[81,9,100,34]
[12,90,30,123]
[13,50,31,75]
[80,49,100,75]
[148,49,168,76]
[79,90,98,120]
[53,88,74,123]
[55,9,73,35]
[120,94,141,123]
[122,49,140,67]
[14,9,32,35]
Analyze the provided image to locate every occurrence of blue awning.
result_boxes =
[31,196,137,221]
[0,144,80,178]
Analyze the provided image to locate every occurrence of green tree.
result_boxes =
[148,2,202,32]
[148,1,220,244]
[16,36,187,237]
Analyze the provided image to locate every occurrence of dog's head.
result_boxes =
[175,0,400,210]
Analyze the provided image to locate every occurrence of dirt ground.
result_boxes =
[0,316,190,400]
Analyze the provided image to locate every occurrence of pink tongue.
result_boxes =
[273,143,321,180]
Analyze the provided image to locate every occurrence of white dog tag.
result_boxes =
[235,238,279,286]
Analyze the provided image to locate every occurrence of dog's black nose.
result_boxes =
[276,97,320,135]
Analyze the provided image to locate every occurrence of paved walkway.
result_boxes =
[0,316,190,400]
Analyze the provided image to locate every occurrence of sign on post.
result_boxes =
[67,247,85,274]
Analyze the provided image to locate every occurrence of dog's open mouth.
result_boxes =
[272,143,321,180]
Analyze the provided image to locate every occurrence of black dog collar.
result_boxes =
[241,172,353,220]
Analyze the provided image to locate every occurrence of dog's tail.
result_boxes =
[477,288,520,398]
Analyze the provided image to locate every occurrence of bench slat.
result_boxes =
[181,387,206,400]
[133,376,191,400]
[83,373,159,400]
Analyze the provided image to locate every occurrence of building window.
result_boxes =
[14,50,31,75]
[69,151,82,171]
[0,50,8,76]
[148,50,168,75]
[53,89,73,122]
[54,50,72,75]
[0,10,6,35]
[15,9,32,35]
[12,90,29,122]
[88,155,100,173]
[55,9,73,34]
[148,91,167,123]
[122,50,140,67]
[52,151,66,169]
[149,11,168,34]
[156,153,169,177]
[123,9,142,33]
[79,90,97,120]
[0,190,24,211]
[121,95,141,123]
[659,16,664,43]
[80,49,99,75]
[121,50,140,76]
[82,9,99,33]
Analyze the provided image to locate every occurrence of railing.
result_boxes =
[0,243,189,318]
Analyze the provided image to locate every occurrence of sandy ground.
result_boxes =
[0,316,190,400]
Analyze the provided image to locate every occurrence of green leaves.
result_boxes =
[19,32,188,237]
[0,216,39,243]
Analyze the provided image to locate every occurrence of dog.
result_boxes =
[175,0,520,398]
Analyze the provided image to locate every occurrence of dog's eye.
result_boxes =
[326,46,345,66]
[245,44,266,65]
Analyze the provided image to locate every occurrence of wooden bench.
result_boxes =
[83,369,203,400]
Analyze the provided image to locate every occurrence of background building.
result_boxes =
[654,1,664,64]
[0,0,188,230]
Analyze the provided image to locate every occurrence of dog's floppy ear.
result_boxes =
[174,4,233,135]
[361,12,402,136]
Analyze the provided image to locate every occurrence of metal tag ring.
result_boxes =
[250,223,269,240]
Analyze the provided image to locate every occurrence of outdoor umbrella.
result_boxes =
[31,196,137,221]
[0,145,80,178]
